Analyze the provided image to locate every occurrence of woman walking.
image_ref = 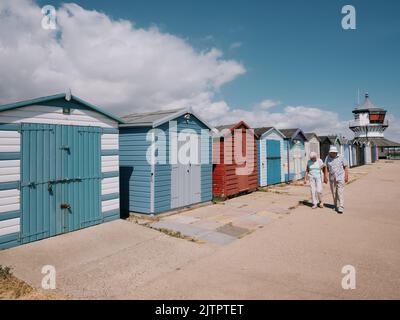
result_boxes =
[304,152,325,209]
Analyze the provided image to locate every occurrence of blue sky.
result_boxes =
[35,0,400,115]
[1,0,399,138]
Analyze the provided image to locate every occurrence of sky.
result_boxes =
[0,0,399,140]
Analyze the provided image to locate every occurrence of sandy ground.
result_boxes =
[0,161,399,299]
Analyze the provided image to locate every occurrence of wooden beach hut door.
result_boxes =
[292,143,302,180]
[266,140,281,185]
[236,128,249,192]
[171,133,201,208]
[259,140,267,186]
[20,124,102,244]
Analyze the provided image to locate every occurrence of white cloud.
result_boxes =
[195,100,400,141]
[385,114,400,142]
[0,0,245,115]
[256,99,281,110]
[194,101,353,138]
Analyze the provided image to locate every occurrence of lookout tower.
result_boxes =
[349,93,400,159]
[349,93,388,138]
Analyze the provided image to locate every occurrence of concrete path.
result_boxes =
[130,161,400,299]
[144,165,366,246]
[1,161,399,299]
[0,220,214,299]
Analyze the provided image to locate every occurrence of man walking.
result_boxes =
[324,146,349,214]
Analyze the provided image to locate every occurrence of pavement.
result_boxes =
[142,164,365,246]
[1,161,399,299]
[0,220,213,299]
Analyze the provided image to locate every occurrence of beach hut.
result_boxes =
[119,108,212,214]
[304,133,321,160]
[340,137,351,166]
[343,141,352,166]
[212,122,258,198]
[364,141,372,164]
[371,143,378,163]
[348,141,358,167]
[351,143,358,167]
[354,140,365,166]
[319,135,342,160]
[254,127,286,186]
[0,93,123,250]
[279,129,307,182]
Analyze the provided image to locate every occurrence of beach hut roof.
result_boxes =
[304,132,321,142]
[0,93,124,123]
[253,127,285,139]
[214,121,257,138]
[279,128,307,141]
[121,107,213,129]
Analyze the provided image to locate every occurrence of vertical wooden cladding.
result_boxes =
[20,124,103,244]
[0,94,122,249]
[212,122,258,198]
[119,109,213,215]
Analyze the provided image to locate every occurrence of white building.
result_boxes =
[349,93,400,160]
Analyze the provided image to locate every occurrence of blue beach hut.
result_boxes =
[279,128,308,182]
[119,107,213,215]
[254,127,286,186]
[0,93,123,249]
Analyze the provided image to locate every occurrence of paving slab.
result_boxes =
[216,224,250,238]
[184,205,226,218]
[196,231,236,246]
[245,214,271,225]
[255,210,276,217]
[164,215,200,224]
[150,220,209,238]
[232,218,261,230]
[267,206,291,215]
[191,220,224,231]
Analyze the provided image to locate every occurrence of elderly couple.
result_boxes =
[304,146,349,214]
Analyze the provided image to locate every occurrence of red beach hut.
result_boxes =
[212,121,258,198]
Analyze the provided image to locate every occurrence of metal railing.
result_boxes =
[349,119,389,128]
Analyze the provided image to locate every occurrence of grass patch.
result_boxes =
[0,265,13,279]
[0,265,65,300]
[152,227,200,243]
[212,196,226,204]
[258,187,289,195]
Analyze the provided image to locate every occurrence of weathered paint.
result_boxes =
[289,142,305,181]
[283,131,307,182]
[305,136,321,160]
[119,127,152,214]
[119,112,212,214]
[212,122,258,198]
[20,124,103,244]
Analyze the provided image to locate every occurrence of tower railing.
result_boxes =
[349,119,389,128]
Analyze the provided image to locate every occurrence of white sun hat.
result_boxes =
[329,145,338,153]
